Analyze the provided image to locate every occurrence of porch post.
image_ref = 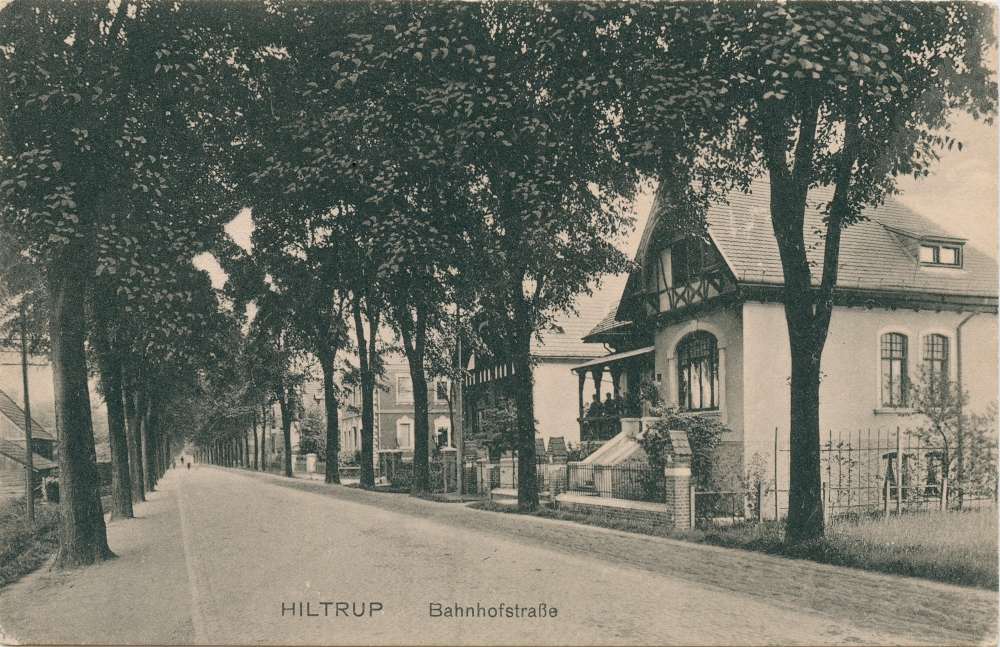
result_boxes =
[609,366,622,398]
[577,370,586,420]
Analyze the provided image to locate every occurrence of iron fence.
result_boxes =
[766,427,998,519]
[819,428,996,516]
[565,462,664,503]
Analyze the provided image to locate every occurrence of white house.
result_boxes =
[580,182,998,514]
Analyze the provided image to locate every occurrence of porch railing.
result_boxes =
[577,416,620,441]
[565,462,664,503]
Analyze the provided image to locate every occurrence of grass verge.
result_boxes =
[469,500,999,589]
[0,499,60,587]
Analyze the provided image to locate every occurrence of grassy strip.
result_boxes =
[469,500,999,590]
[0,499,60,587]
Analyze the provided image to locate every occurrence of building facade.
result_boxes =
[462,289,620,450]
[339,354,454,462]
[582,182,998,514]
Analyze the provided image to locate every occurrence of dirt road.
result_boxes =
[1,466,996,645]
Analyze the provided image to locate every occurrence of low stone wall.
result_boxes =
[554,493,675,527]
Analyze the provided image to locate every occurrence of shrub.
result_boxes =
[638,406,725,492]
[476,396,519,460]
[0,499,60,586]
[338,449,360,466]
[297,408,326,456]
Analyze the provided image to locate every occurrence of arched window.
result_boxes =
[923,334,949,389]
[677,331,719,411]
[881,333,909,408]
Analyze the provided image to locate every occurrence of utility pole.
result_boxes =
[19,302,35,524]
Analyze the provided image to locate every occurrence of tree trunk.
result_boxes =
[768,169,827,542]
[318,349,341,484]
[398,303,430,495]
[148,396,161,481]
[353,300,376,488]
[512,289,539,512]
[785,337,825,541]
[91,314,133,520]
[260,404,268,471]
[279,390,294,477]
[103,356,133,520]
[140,392,154,492]
[252,409,259,470]
[123,387,145,503]
[48,261,114,566]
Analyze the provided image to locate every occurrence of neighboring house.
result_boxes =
[581,181,998,506]
[462,288,621,449]
[1,350,111,462]
[0,389,58,496]
[339,354,454,462]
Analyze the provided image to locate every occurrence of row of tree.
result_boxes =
[2,1,993,567]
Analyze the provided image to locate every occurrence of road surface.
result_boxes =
[1,466,996,645]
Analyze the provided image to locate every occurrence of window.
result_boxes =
[671,237,722,286]
[396,375,413,404]
[919,244,962,267]
[881,333,909,408]
[434,416,451,447]
[677,331,719,411]
[923,334,949,388]
[396,419,413,449]
[435,380,449,403]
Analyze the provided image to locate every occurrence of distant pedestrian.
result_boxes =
[187,462,191,470]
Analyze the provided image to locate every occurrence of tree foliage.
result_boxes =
[619,1,997,541]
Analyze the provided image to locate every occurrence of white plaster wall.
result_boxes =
[533,359,587,446]
[652,306,744,443]
[742,301,999,518]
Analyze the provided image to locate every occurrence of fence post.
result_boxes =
[774,427,779,520]
[822,481,829,526]
[757,481,764,523]
[883,478,890,519]
[940,477,948,512]
[895,427,902,513]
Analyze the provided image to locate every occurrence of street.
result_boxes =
[1,466,996,646]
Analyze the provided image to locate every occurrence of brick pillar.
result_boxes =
[664,458,692,530]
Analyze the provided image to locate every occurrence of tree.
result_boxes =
[909,370,998,498]
[622,2,997,540]
[439,3,639,511]
[0,0,256,565]
[283,1,641,505]
[297,408,327,457]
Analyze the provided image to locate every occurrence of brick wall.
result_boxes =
[555,493,674,528]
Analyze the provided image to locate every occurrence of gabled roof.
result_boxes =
[532,282,625,359]
[0,438,57,471]
[0,389,55,442]
[581,299,629,342]
[703,183,997,297]
[587,180,997,341]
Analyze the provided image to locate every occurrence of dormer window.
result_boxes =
[919,243,962,267]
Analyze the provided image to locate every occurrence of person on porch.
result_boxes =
[587,393,603,418]
[603,393,618,416]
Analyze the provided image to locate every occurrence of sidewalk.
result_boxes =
[0,469,197,645]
